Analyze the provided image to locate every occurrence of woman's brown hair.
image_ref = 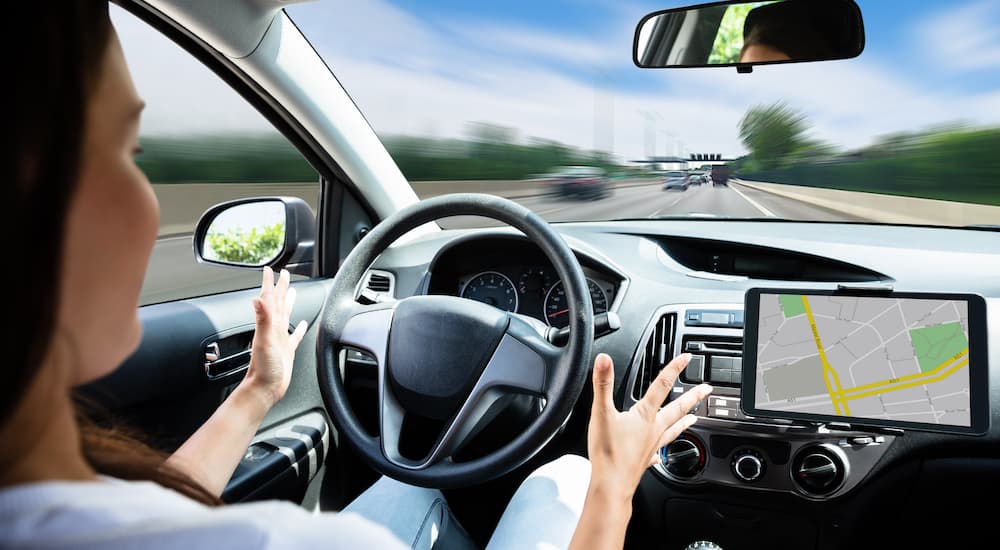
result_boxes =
[5,2,219,506]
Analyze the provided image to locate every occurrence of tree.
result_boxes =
[708,3,757,64]
[205,223,285,265]
[738,102,811,169]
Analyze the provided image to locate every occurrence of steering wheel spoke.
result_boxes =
[378,311,559,470]
[338,302,396,368]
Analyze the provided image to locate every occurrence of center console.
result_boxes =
[624,304,895,500]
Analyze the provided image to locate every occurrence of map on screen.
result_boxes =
[753,294,971,427]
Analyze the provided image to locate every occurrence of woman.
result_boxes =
[738,1,837,64]
[0,3,711,549]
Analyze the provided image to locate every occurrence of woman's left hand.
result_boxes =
[243,266,309,408]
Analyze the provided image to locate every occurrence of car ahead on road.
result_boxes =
[72,2,1000,550]
[687,171,704,185]
[662,170,690,191]
[543,165,610,199]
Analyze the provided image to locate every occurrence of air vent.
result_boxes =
[683,335,743,355]
[357,270,395,303]
[367,273,392,293]
[681,335,743,386]
[631,313,677,401]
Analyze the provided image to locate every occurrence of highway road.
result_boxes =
[140,180,863,305]
[436,180,861,229]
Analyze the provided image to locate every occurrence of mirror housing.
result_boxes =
[193,197,315,276]
[634,0,865,71]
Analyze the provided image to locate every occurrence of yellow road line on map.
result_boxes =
[840,348,969,396]
[801,296,850,415]
[843,359,969,401]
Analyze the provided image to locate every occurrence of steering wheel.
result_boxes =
[317,193,594,488]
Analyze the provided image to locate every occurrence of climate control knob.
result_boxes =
[661,435,705,479]
[793,446,845,496]
[731,449,765,482]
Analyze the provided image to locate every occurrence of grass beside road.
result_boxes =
[739,126,1000,207]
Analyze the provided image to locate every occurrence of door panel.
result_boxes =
[224,411,330,503]
[81,278,333,502]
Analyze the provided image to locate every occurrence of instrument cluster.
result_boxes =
[457,265,616,328]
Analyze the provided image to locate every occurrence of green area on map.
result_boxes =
[778,294,806,318]
[909,321,969,372]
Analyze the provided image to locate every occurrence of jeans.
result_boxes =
[344,455,591,550]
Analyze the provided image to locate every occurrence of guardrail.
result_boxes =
[732,179,1000,227]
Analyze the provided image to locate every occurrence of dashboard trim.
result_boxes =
[626,302,895,501]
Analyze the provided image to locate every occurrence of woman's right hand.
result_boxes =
[586,352,712,501]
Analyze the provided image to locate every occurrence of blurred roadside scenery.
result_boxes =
[733,104,1000,206]
[138,110,1000,207]
[113,0,1000,305]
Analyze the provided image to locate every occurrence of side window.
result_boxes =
[111,6,319,305]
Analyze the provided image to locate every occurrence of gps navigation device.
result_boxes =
[742,289,988,435]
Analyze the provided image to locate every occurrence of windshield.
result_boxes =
[287,1,1000,229]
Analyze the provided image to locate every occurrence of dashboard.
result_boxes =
[365,219,1000,548]
[423,235,624,328]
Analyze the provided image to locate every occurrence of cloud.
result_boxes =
[444,22,622,68]
[916,0,1000,73]
[291,0,1000,160]
[114,0,1000,163]
[110,5,273,136]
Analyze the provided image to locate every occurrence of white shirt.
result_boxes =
[0,476,408,549]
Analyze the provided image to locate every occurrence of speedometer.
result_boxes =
[543,279,608,328]
[460,271,518,312]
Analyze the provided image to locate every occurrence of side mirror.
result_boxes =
[193,197,315,276]
[634,0,865,71]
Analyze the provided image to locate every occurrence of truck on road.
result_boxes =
[711,164,730,186]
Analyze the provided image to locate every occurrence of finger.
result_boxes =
[656,383,712,430]
[252,296,272,330]
[590,353,615,414]
[284,286,297,318]
[260,266,274,297]
[649,453,661,467]
[276,268,291,301]
[656,414,699,449]
[289,320,308,351]
[639,353,692,412]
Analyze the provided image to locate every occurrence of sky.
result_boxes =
[113,0,1000,163]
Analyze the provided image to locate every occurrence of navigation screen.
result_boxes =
[749,292,974,428]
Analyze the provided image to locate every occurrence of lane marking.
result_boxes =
[649,195,686,218]
[730,183,776,217]
[157,235,194,242]
[648,184,703,217]
[535,204,576,216]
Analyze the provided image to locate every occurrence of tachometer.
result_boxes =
[460,271,518,312]
[543,279,608,328]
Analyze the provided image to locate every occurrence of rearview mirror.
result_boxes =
[634,0,864,71]
[194,197,315,275]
